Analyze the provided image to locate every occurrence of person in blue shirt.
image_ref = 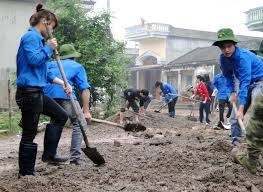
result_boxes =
[212,28,263,144]
[15,4,72,177]
[155,81,178,118]
[44,44,92,165]
[212,72,232,129]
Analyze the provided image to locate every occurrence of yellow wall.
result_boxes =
[139,38,166,59]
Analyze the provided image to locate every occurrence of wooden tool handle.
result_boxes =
[44,22,91,147]
[92,118,124,128]
[232,102,246,133]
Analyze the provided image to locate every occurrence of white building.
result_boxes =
[126,23,262,94]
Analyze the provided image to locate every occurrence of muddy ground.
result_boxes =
[0,108,262,192]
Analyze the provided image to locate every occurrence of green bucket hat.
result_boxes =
[212,28,239,46]
[251,40,263,57]
[59,44,81,59]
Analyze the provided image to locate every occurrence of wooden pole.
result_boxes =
[7,68,11,132]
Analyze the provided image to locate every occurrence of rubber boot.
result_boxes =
[19,142,37,177]
[42,124,67,163]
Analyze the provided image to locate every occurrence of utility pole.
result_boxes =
[107,0,110,12]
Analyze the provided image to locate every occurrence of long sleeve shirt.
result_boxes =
[44,59,91,100]
[161,82,177,103]
[16,27,54,87]
[220,46,263,105]
[123,89,144,107]
[194,82,210,102]
[212,73,231,100]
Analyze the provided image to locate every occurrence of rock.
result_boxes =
[113,140,121,147]
[63,172,71,177]
[144,133,154,139]
[192,125,203,130]
[157,181,166,186]
[133,141,142,145]
[196,135,204,141]
[259,158,263,168]
[244,181,252,189]
[251,184,260,192]
[149,140,172,146]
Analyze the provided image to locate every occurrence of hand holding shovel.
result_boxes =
[44,21,105,165]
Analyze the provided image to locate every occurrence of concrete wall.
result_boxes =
[166,37,214,63]
[139,38,166,59]
[0,0,37,109]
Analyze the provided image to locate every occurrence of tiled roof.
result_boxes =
[167,39,263,67]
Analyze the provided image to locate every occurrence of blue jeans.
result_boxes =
[55,99,88,161]
[231,81,263,142]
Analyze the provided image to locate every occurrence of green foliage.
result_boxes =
[47,0,129,117]
[0,112,21,134]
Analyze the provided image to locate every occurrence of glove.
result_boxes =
[190,95,195,99]
[202,101,206,104]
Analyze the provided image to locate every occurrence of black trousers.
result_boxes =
[168,98,177,113]
[199,100,211,123]
[16,87,68,145]
[218,99,232,124]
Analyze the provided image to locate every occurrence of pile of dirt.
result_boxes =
[106,111,198,130]
[0,110,262,192]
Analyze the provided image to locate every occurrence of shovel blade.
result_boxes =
[124,123,146,132]
[187,116,197,122]
[221,122,231,130]
[81,147,105,165]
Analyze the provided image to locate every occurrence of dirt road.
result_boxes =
[0,111,262,192]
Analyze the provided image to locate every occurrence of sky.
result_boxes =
[92,0,263,45]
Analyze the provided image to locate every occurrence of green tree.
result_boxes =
[47,0,129,117]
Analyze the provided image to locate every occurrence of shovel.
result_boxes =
[232,102,246,133]
[221,121,231,130]
[221,103,246,132]
[44,22,105,165]
[91,118,146,132]
[154,102,168,113]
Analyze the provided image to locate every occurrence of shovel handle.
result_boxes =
[44,22,91,148]
[232,102,246,133]
[91,118,124,128]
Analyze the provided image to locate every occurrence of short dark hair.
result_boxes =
[155,81,162,88]
[218,40,237,48]
[140,89,149,96]
[29,4,58,29]
[203,74,210,83]
[196,75,204,82]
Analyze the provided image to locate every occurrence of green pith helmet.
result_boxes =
[212,28,239,46]
[59,44,81,59]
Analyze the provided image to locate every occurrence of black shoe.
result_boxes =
[42,155,68,164]
[70,159,81,165]
[216,122,224,129]
[18,171,37,178]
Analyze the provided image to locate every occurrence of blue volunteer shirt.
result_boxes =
[220,46,263,105]
[44,59,91,99]
[16,27,55,87]
[162,82,177,103]
[212,73,230,100]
